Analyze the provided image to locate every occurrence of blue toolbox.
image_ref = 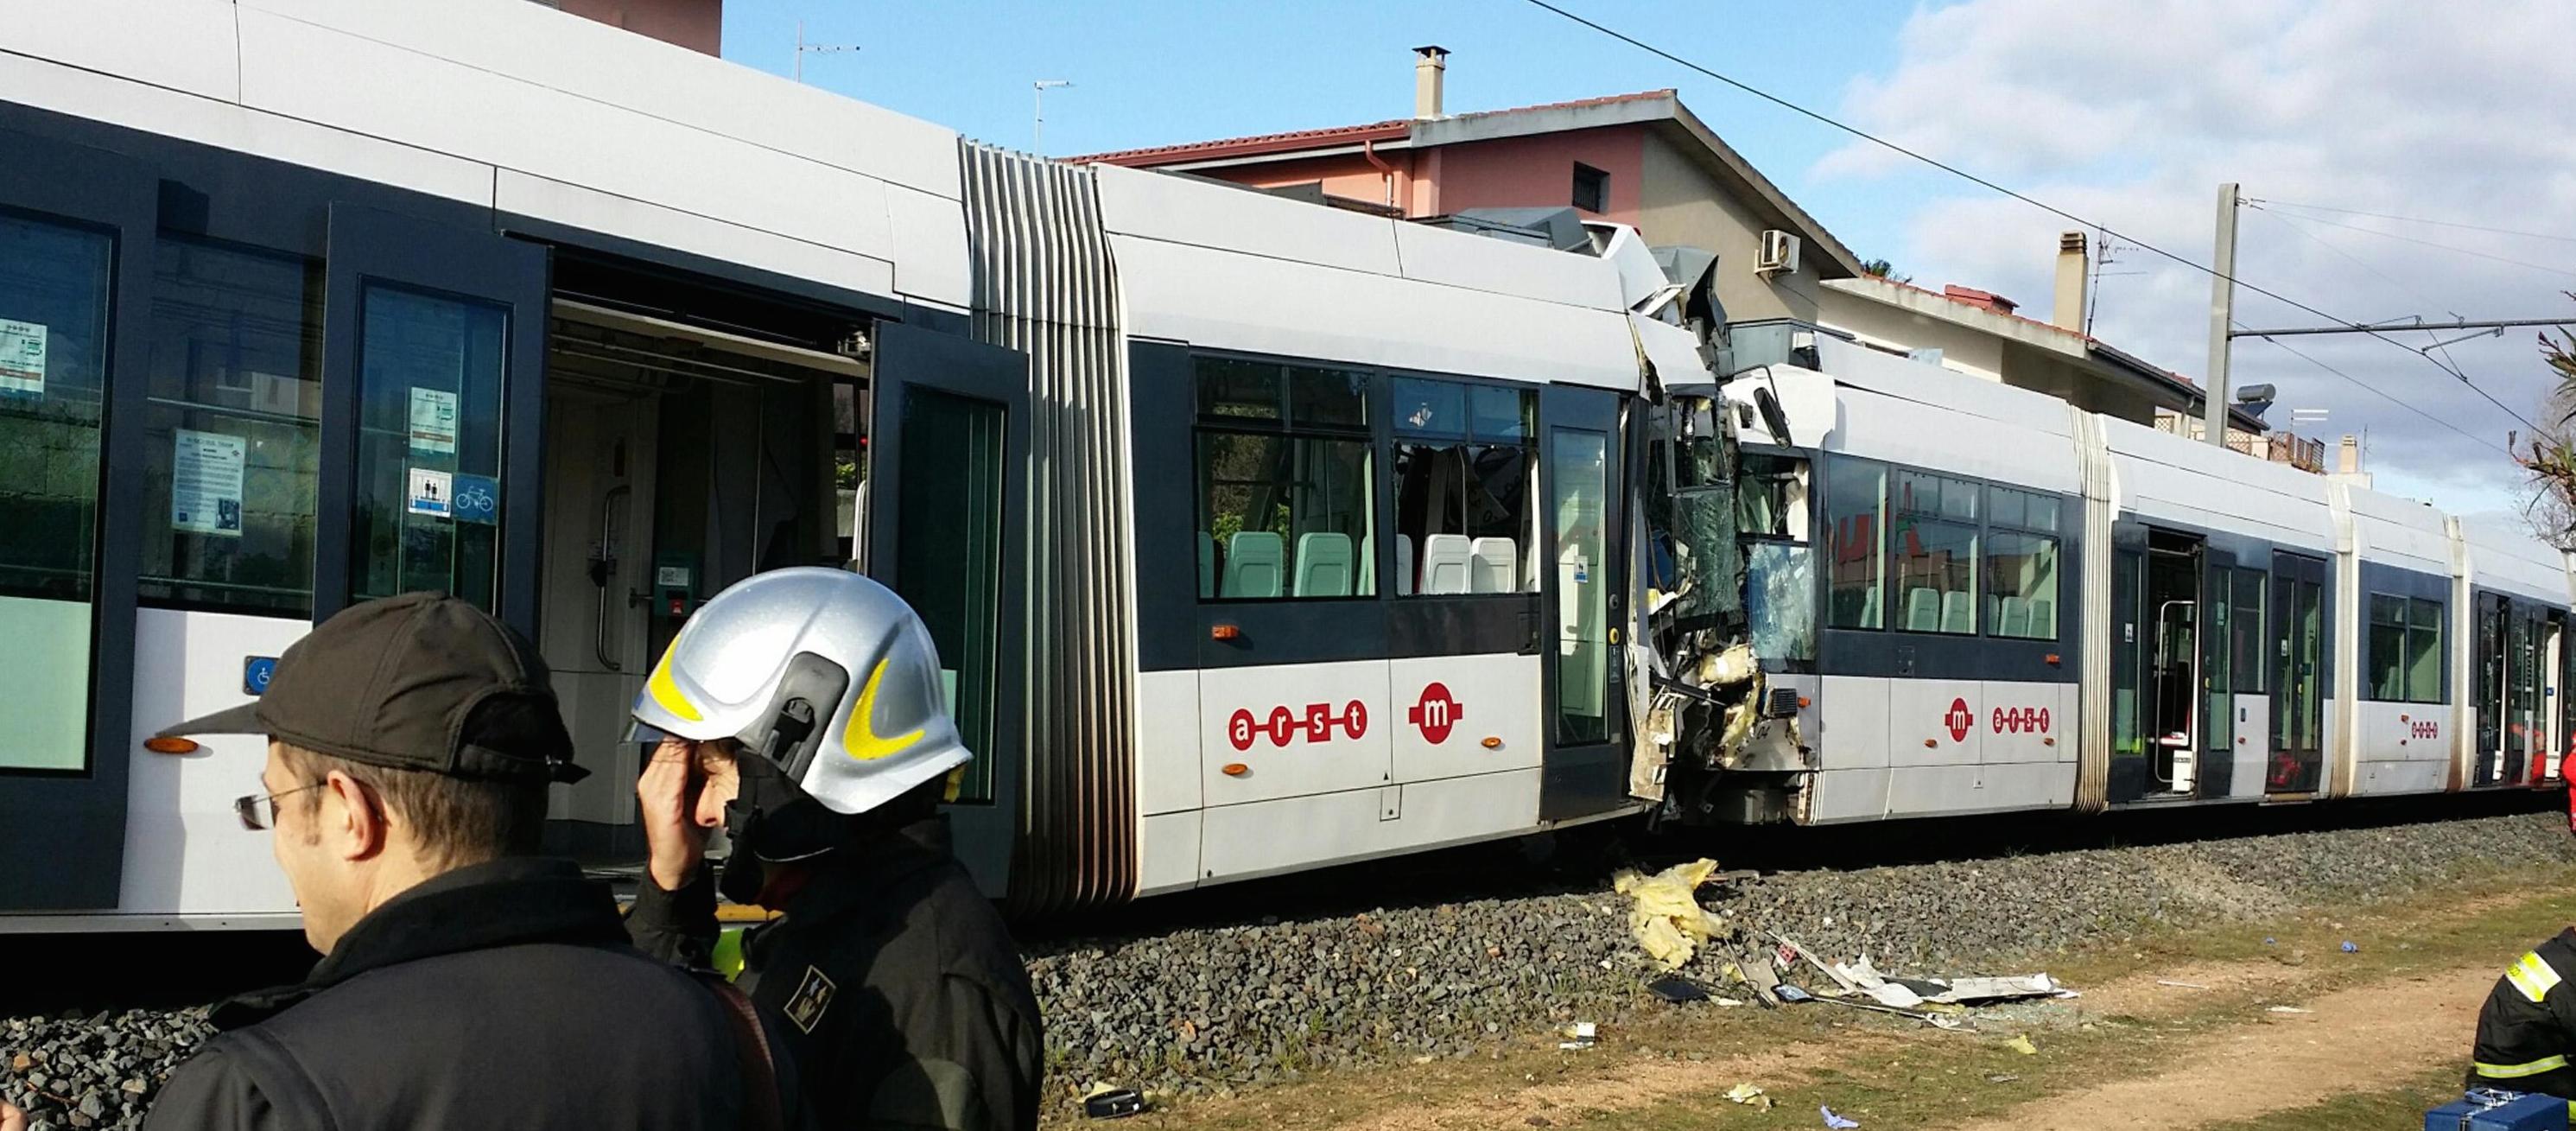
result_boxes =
[2426,1089,2568,1130]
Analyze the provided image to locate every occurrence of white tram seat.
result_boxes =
[1469,537,1518,593]
[1394,535,1415,597]
[1419,534,1473,594]
[1904,587,1940,632]
[1996,595,2032,639]
[1197,532,1216,596]
[1862,586,1882,629]
[1222,531,1285,598]
[2028,597,2055,639]
[1941,591,1972,635]
[1357,534,1374,595]
[1293,532,1355,598]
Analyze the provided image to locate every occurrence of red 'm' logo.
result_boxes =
[1945,697,1972,743]
[1410,683,1464,745]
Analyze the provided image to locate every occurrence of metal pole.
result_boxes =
[2201,182,2239,448]
[795,19,803,83]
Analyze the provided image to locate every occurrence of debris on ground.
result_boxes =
[1557,1021,1597,1050]
[1724,1082,1774,1109]
[1613,858,1732,969]
[2341,941,2359,954]
[2266,1006,2313,1015]
[1820,1103,1861,1128]
[2156,980,2211,989]
[1645,974,1712,1004]
[1081,1085,1145,1120]
[1985,1073,2020,1084]
[2006,1033,2039,1055]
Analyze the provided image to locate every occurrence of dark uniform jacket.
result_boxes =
[630,816,1044,1131]
[147,857,793,1130]
[2469,926,2576,1103]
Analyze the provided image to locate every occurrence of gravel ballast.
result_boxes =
[7,810,2571,1127]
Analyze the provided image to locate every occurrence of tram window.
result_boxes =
[0,213,111,772]
[1984,531,2059,640]
[1390,377,1536,595]
[1738,454,1807,538]
[1983,485,2059,640]
[139,238,321,617]
[2369,594,2407,701]
[1892,469,1978,634]
[1824,456,1885,629]
[2230,567,2265,693]
[348,285,507,610]
[2408,597,2443,702]
[2368,593,2446,702]
[1194,357,1375,600]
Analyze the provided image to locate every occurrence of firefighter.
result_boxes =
[625,568,1043,1131]
[2467,929,2576,1103]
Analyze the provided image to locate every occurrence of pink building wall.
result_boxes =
[551,0,721,54]
[1431,125,1645,226]
[1180,124,1647,225]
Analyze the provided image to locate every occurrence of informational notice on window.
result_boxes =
[406,466,454,518]
[171,429,247,537]
[408,387,459,454]
[0,319,46,397]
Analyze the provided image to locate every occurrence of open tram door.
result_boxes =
[2268,553,2328,795]
[859,321,1030,894]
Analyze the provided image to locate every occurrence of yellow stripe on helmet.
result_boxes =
[842,658,924,761]
[645,639,703,723]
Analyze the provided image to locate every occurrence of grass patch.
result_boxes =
[2198,1063,2475,1131]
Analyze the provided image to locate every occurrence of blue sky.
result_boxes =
[720,1,2576,524]
[720,0,1926,263]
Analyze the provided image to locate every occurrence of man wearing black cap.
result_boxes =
[139,592,796,1130]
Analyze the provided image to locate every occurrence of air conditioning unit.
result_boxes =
[1756,230,1801,276]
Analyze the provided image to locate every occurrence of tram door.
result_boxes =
[2142,531,2202,797]
[2268,553,2327,794]
[862,321,1029,894]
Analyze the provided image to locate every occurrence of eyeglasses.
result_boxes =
[234,782,327,831]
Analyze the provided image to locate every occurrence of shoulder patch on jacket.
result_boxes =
[784,965,836,1033]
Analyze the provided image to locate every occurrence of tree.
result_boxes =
[2515,293,2576,550]
[1859,257,1912,285]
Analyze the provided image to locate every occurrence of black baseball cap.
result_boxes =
[156,592,588,784]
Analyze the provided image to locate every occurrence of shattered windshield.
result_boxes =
[1747,542,1815,663]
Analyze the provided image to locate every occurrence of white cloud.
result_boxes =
[1817,0,2576,518]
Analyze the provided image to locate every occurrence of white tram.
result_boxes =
[0,0,2561,930]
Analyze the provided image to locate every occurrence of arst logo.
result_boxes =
[1409,683,1464,745]
[1944,697,1973,743]
[1228,701,1369,752]
[1991,706,2053,734]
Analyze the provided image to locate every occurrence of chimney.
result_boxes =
[2053,230,2088,331]
[2338,435,2361,474]
[1414,45,1449,119]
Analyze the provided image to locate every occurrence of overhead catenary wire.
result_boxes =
[2235,324,2516,460]
[2249,205,2487,407]
[2254,200,2576,247]
[2246,208,2576,281]
[1519,0,2546,448]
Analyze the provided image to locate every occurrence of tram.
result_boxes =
[0,0,2562,929]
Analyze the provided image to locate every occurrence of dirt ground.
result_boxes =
[1061,872,2576,1130]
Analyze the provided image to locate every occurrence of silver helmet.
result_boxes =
[630,568,968,815]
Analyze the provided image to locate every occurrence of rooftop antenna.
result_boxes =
[1033,79,1074,156]
[794,20,860,84]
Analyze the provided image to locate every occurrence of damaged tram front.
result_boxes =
[1634,369,1819,829]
